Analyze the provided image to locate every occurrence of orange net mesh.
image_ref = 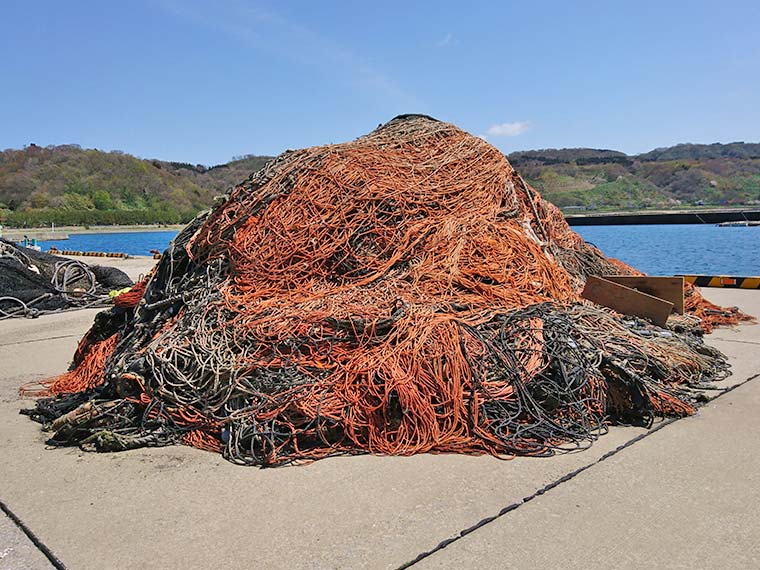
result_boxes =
[113,278,149,309]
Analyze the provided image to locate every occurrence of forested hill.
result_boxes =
[2,141,760,227]
[508,142,760,210]
[0,144,273,226]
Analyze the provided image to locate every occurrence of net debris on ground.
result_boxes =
[19,115,754,466]
[1,239,133,319]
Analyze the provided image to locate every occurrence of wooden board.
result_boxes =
[581,276,674,327]
[604,275,684,314]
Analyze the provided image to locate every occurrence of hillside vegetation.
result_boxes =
[2,141,759,227]
[509,142,760,211]
[0,144,272,226]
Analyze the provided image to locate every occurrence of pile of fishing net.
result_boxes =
[0,239,133,318]
[21,115,752,466]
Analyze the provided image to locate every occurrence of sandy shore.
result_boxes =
[0,273,758,569]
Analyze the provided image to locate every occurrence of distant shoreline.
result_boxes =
[1,224,183,241]
[4,206,760,240]
[57,224,183,235]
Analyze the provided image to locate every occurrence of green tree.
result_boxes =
[60,192,95,211]
[92,189,114,210]
[29,191,50,208]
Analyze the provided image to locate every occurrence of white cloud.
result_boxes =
[486,121,531,137]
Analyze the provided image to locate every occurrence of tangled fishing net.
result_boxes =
[1,239,133,319]
[20,115,752,466]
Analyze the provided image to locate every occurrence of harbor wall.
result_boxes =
[566,209,760,226]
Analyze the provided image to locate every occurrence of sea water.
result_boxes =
[36,225,760,277]
[574,224,760,276]
[40,231,178,257]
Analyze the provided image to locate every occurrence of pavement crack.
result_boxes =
[0,498,67,570]
[0,334,79,348]
[397,372,760,569]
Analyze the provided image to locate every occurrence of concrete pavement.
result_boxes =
[1,264,758,569]
[414,374,760,569]
[0,507,55,570]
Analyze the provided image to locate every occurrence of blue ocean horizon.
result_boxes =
[574,224,760,276]
[34,224,760,277]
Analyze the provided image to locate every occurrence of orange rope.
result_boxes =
[20,334,119,397]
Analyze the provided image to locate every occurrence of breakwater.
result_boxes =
[1,229,69,241]
[566,209,760,226]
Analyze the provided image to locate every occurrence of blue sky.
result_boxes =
[1,0,758,165]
